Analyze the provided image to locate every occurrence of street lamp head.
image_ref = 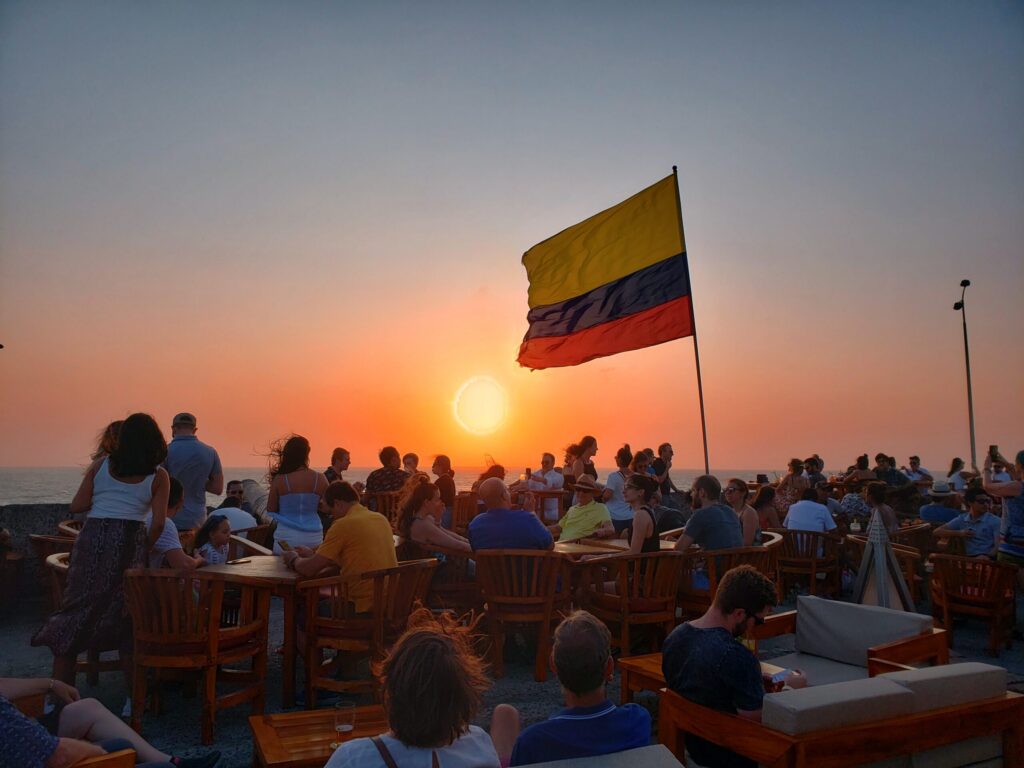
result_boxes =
[953,301,964,311]
[960,279,971,287]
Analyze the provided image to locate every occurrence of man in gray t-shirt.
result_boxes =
[673,474,743,552]
[164,412,223,530]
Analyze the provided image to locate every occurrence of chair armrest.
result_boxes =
[295,571,358,591]
[867,658,917,676]
[751,609,797,640]
[78,749,137,767]
[659,527,684,540]
[12,693,45,718]
[228,534,273,556]
[658,688,793,765]
[868,627,949,669]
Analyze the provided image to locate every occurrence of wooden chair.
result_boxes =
[297,558,437,708]
[29,534,75,610]
[401,541,482,614]
[124,569,272,744]
[177,528,197,555]
[235,523,273,550]
[43,553,121,685]
[57,519,83,538]
[892,522,934,559]
[581,551,683,656]
[475,549,571,682]
[930,553,1017,656]
[769,529,842,597]
[227,533,274,560]
[372,492,402,532]
[451,492,479,536]
[847,535,923,602]
[677,545,777,619]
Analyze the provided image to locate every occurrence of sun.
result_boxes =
[453,376,508,435]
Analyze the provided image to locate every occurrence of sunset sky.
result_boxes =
[1,2,1022,473]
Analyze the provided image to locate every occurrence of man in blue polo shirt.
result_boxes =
[164,412,223,530]
[497,611,650,765]
[933,486,1001,559]
[467,477,553,551]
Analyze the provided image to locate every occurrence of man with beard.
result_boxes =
[662,565,806,768]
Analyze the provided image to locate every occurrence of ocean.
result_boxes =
[0,465,785,506]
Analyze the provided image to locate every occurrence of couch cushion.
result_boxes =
[910,735,1002,768]
[795,595,933,667]
[767,652,867,686]
[762,677,914,736]
[879,662,1007,713]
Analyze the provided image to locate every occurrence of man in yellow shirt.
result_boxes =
[550,476,615,542]
[283,481,397,613]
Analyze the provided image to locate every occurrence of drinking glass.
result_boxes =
[330,701,356,749]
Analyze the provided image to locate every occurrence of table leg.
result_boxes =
[281,588,296,708]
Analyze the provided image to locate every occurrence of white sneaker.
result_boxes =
[120,697,131,719]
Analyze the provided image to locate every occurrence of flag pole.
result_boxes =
[672,166,710,474]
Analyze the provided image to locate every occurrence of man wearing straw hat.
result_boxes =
[918,481,961,524]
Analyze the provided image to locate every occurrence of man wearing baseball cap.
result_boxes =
[165,412,223,530]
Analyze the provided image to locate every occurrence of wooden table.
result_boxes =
[202,556,303,707]
[554,541,621,558]
[580,537,679,552]
[618,652,784,705]
[250,704,387,768]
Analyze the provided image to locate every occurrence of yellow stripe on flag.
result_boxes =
[522,174,684,309]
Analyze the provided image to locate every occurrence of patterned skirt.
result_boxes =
[32,516,146,656]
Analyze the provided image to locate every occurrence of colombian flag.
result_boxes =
[517,174,694,370]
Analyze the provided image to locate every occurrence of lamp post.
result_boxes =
[953,279,976,471]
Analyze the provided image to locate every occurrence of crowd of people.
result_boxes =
[7,410,1024,768]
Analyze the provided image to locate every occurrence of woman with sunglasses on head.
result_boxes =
[724,478,761,546]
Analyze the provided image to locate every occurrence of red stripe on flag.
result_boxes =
[517,295,694,370]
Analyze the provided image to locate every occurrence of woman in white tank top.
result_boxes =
[33,413,170,689]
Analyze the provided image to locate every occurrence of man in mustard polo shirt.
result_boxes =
[550,476,614,542]
[283,480,397,612]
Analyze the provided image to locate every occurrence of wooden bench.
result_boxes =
[659,687,1024,768]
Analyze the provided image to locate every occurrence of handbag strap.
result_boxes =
[371,737,400,768]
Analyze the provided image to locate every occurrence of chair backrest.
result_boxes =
[56,519,82,538]
[773,529,841,560]
[931,554,1017,603]
[451,492,479,535]
[124,569,218,648]
[706,546,776,591]
[44,552,71,605]
[177,528,197,555]
[373,492,402,531]
[238,523,273,549]
[604,551,684,606]
[475,550,568,616]
[368,558,439,634]
[891,523,933,555]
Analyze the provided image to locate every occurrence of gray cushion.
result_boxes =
[910,735,1002,768]
[762,677,914,736]
[795,595,933,667]
[525,745,683,768]
[879,662,1007,713]
[768,652,867,686]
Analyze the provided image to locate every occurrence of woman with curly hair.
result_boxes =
[326,608,500,767]
[396,474,471,553]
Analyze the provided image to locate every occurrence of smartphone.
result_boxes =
[989,445,1000,460]
[277,539,292,552]
[227,558,251,565]
[770,669,791,684]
